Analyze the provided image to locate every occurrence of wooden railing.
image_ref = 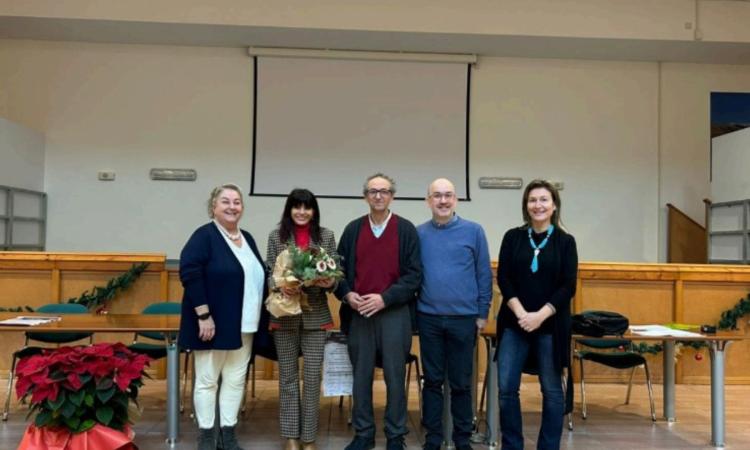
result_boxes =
[667,203,707,263]
[1,253,749,384]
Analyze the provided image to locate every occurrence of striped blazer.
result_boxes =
[266,226,338,330]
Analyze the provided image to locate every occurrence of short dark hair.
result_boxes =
[279,188,322,244]
[362,173,396,195]
[521,179,563,228]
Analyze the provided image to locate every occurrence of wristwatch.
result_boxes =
[197,312,211,321]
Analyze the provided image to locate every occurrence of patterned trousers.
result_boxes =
[273,327,327,443]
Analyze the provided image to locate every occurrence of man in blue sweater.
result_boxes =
[417,178,493,450]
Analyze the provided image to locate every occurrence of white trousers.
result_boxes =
[193,333,253,428]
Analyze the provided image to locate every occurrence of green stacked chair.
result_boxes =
[574,338,656,422]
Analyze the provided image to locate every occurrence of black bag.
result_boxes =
[571,310,629,337]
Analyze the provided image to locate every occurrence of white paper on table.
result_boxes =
[0,316,61,326]
[322,334,353,397]
[629,325,703,338]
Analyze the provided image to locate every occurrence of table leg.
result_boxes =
[443,381,454,449]
[662,340,676,422]
[709,341,731,447]
[166,336,180,445]
[484,337,499,450]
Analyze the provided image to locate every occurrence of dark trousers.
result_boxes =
[347,303,412,440]
[417,312,477,447]
[498,327,564,450]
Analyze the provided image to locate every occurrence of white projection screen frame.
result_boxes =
[251,56,471,200]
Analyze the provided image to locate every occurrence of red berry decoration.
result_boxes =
[618,345,625,351]
[695,352,703,361]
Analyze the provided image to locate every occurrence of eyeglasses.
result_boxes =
[430,192,455,200]
[366,189,393,197]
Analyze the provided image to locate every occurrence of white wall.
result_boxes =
[0,38,671,261]
[711,127,750,202]
[0,117,45,191]
[658,63,750,260]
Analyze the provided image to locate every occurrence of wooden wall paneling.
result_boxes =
[575,280,673,383]
[681,282,750,384]
[667,203,707,263]
[167,271,183,301]
[0,270,52,308]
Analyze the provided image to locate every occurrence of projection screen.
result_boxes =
[251,56,471,199]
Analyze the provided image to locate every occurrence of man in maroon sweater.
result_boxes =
[335,173,422,450]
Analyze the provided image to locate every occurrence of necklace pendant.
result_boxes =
[534,249,540,257]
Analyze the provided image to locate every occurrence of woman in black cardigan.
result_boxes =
[496,179,578,450]
[178,183,269,450]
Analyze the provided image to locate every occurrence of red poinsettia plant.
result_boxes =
[15,343,151,433]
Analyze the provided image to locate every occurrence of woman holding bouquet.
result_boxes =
[496,179,578,450]
[266,188,338,450]
[178,183,269,450]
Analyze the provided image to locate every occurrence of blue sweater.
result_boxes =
[417,216,493,319]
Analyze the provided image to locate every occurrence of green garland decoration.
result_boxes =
[634,292,750,355]
[0,262,149,312]
[65,262,150,310]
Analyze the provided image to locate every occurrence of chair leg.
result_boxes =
[625,366,637,405]
[578,356,587,420]
[415,359,423,420]
[3,353,18,421]
[643,361,656,422]
[181,351,192,415]
[251,361,256,398]
[562,370,573,431]
[405,359,412,408]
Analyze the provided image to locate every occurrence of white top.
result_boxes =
[369,210,393,238]
[215,224,265,333]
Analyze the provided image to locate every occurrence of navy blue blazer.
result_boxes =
[178,222,272,354]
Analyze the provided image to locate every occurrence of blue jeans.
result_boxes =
[497,327,564,450]
[417,312,477,447]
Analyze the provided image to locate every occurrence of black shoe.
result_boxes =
[456,444,474,450]
[344,436,375,450]
[197,428,217,450]
[423,443,441,450]
[386,437,406,450]
[220,426,245,450]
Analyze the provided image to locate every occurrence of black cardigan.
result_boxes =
[334,214,422,335]
[496,225,578,411]
[178,223,272,356]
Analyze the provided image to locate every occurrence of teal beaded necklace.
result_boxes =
[527,224,554,273]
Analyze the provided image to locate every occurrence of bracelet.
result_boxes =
[197,312,211,321]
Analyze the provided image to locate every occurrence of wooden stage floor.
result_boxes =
[1,380,749,449]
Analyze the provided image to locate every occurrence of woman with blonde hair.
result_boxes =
[178,183,269,450]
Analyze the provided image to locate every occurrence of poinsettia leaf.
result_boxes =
[113,394,130,409]
[63,415,80,430]
[68,389,85,407]
[96,405,114,426]
[79,418,96,433]
[96,386,116,404]
[96,377,113,390]
[84,393,95,407]
[34,410,52,427]
[79,374,92,385]
[60,400,77,418]
[47,390,66,411]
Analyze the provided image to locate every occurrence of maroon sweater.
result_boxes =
[354,216,400,295]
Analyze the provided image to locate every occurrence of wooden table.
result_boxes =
[480,322,746,448]
[0,312,182,445]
